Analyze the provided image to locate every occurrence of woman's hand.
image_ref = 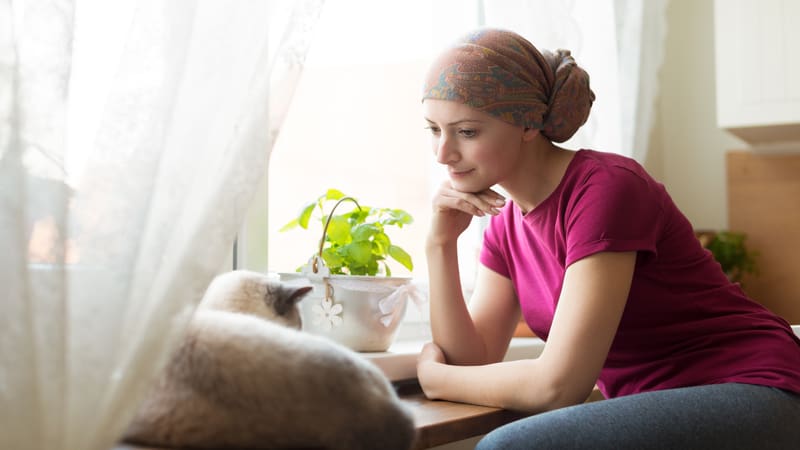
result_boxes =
[417,342,447,399]
[428,181,506,246]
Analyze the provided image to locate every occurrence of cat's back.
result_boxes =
[127,308,415,450]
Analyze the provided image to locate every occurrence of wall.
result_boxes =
[645,0,746,230]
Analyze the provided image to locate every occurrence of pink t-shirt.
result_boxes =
[480,149,800,398]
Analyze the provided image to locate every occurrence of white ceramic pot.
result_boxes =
[279,263,417,352]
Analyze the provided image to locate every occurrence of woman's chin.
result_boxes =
[449,179,491,194]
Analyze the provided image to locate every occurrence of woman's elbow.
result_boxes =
[549,383,595,410]
[513,377,594,413]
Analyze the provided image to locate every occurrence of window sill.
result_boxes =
[363,337,546,382]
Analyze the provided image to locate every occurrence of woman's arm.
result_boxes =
[427,246,521,365]
[419,251,636,413]
[425,183,516,365]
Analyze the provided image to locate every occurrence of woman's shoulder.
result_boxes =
[573,149,648,175]
[562,149,669,218]
[569,149,658,189]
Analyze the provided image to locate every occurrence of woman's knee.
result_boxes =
[476,406,588,450]
[477,384,800,450]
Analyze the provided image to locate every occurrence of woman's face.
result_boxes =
[423,99,529,193]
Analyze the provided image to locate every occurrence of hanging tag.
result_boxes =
[301,255,329,282]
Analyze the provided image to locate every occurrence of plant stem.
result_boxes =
[314,196,362,273]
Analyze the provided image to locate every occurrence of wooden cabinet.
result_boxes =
[727,152,800,324]
[714,0,800,149]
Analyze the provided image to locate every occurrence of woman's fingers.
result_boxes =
[475,189,506,213]
[434,183,506,217]
[478,189,506,205]
[428,183,507,245]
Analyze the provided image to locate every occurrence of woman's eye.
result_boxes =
[459,129,477,138]
[425,126,441,134]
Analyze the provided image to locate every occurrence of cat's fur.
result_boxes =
[124,270,415,450]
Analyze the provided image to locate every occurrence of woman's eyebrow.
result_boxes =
[424,118,485,126]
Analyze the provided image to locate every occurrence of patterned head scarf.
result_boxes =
[422,28,595,143]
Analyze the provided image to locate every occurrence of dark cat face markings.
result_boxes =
[269,284,312,317]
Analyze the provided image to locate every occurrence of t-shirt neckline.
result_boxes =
[515,149,587,220]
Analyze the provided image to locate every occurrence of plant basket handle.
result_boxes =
[312,196,362,274]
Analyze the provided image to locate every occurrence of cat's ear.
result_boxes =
[272,285,313,316]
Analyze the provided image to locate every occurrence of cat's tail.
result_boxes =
[344,397,416,450]
[323,361,416,450]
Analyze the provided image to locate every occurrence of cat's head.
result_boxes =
[199,270,312,329]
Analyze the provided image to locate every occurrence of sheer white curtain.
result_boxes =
[0,1,322,449]
[615,0,669,163]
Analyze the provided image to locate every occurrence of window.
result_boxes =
[240,0,483,277]
[239,0,620,340]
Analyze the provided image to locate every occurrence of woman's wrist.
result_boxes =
[425,234,458,253]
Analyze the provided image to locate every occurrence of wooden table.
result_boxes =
[397,381,528,449]
[116,382,604,450]
[114,388,522,450]
[400,381,604,449]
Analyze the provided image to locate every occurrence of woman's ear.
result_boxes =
[522,127,541,142]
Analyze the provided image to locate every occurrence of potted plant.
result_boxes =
[697,230,759,283]
[279,189,420,351]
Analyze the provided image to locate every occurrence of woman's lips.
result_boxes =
[449,168,474,178]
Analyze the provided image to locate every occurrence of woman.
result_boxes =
[416,28,800,449]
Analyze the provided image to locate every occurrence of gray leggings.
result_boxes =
[476,383,800,450]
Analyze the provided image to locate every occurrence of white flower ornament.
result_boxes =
[312,298,343,331]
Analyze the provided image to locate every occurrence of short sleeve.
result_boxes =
[564,165,663,267]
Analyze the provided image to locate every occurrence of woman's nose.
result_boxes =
[435,136,459,165]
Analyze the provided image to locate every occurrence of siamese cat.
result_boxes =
[124,270,415,450]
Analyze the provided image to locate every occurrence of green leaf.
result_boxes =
[366,259,379,276]
[343,241,373,266]
[297,202,317,229]
[322,247,345,271]
[347,207,370,224]
[704,230,758,284]
[382,209,414,226]
[388,245,413,271]
[326,215,352,245]
[373,232,390,254]
[279,218,299,232]
[352,223,380,242]
[371,239,385,256]
[325,188,346,201]
[374,231,390,245]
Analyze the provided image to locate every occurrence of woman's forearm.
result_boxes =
[418,358,579,413]
[426,241,490,364]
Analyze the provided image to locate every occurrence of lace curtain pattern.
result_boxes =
[0,1,323,449]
